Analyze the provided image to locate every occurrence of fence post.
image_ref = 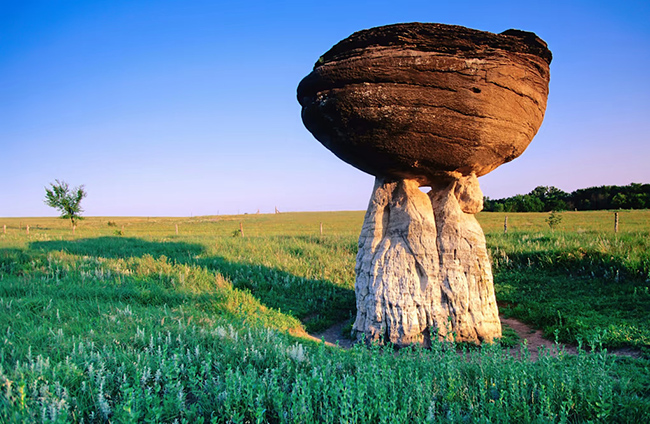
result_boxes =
[504,216,508,234]
[26,225,29,235]
[240,222,245,237]
[320,222,323,237]
[614,212,619,234]
[175,224,179,235]
[3,224,5,234]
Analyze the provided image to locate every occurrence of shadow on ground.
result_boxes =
[25,236,355,333]
[31,237,205,259]
[193,255,355,333]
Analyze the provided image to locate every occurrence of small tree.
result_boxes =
[44,180,87,232]
[545,210,563,230]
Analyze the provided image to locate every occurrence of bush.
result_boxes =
[546,211,563,229]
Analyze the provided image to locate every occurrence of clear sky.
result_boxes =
[2,0,649,217]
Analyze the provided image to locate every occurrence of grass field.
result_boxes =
[1,210,649,422]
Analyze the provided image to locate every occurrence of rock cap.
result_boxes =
[298,22,552,184]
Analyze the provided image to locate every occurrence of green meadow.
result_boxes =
[1,210,649,422]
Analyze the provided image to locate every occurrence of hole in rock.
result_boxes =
[471,87,481,93]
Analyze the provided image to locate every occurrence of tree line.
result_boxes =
[483,183,650,212]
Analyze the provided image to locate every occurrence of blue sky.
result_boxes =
[2,0,649,217]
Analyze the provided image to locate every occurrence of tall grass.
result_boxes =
[486,227,650,351]
[1,211,649,422]
[3,320,645,422]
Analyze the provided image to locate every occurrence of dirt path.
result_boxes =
[305,316,567,357]
[306,316,642,361]
[500,316,642,360]
[306,321,354,349]
[499,315,576,360]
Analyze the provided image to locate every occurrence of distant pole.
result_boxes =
[3,224,6,234]
[240,222,245,237]
[175,224,179,235]
[26,225,29,235]
[320,222,323,237]
[504,216,508,234]
[614,212,619,234]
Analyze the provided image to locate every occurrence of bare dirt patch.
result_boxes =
[306,316,643,360]
[500,315,576,360]
[306,321,354,349]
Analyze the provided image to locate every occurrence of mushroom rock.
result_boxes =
[297,23,551,346]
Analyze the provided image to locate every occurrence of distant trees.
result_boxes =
[484,183,650,212]
[529,186,569,211]
[44,180,87,231]
[484,186,569,212]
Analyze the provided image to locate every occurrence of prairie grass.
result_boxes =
[1,210,649,422]
[483,212,650,352]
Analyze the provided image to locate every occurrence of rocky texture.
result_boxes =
[354,175,501,346]
[297,23,552,184]
[354,178,439,345]
[298,23,550,346]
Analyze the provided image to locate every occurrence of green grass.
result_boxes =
[1,211,649,422]
[484,216,650,352]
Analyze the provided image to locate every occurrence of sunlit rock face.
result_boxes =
[354,175,501,346]
[297,23,551,183]
[297,23,551,347]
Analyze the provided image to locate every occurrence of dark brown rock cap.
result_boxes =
[298,22,552,184]
[314,24,551,68]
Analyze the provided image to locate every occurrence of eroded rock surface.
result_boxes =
[298,23,550,347]
[297,23,552,184]
[354,178,440,345]
[354,175,501,346]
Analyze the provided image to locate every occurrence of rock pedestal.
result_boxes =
[354,175,501,346]
[297,23,551,347]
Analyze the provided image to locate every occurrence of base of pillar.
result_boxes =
[353,175,501,347]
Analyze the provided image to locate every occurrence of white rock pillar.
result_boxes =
[353,175,501,347]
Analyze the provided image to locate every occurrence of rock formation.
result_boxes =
[297,23,551,346]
